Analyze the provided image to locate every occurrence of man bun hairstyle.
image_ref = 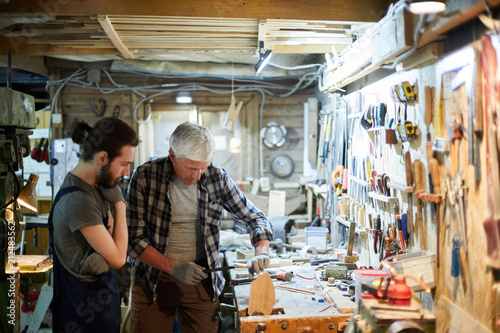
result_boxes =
[170,121,215,162]
[71,117,139,162]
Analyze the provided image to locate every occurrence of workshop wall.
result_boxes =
[324,40,495,331]
[49,68,312,188]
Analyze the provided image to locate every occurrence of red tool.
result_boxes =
[396,215,405,252]
[331,165,344,195]
[31,138,45,162]
[377,275,412,306]
[41,138,49,164]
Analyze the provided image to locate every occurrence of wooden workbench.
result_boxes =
[225,251,355,332]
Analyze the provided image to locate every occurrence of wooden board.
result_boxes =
[248,272,275,316]
[435,296,491,333]
[15,255,52,272]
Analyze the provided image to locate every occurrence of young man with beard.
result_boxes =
[127,121,274,332]
[49,117,138,332]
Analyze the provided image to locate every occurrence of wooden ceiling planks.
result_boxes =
[0,13,373,56]
[0,0,391,22]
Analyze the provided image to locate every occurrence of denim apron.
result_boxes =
[49,186,121,333]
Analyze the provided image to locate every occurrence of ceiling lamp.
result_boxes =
[406,0,446,14]
[176,92,192,104]
[255,41,273,75]
[18,173,39,212]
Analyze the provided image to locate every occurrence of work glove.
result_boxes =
[170,261,208,285]
[98,185,125,204]
[80,252,110,275]
[246,253,270,278]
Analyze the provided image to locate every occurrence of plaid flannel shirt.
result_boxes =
[127,157,274,301]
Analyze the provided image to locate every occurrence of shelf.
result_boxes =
[347,112,363,119]
[386,181,414,193]
[366,127,398,145]
[368,191,395,204]
[335,216,360,234]
[349,175,370,187]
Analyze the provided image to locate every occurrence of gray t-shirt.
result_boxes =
[164,177,205,262]
[52,172,109,282]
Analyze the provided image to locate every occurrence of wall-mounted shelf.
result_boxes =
[349,175,370,187]
[347,112,363,119]
[386,181,414,193]
[368,191,395,204]
[335,216,360,234]
[366,127,398,145]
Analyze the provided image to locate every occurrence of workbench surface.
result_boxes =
[225,251,355,332]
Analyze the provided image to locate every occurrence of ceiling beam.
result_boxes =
[0,55,48,76]
[0,0,391,22]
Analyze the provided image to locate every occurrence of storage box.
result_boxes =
[354,269,388,304]
[386,250,435,292]
[305,226,329,253]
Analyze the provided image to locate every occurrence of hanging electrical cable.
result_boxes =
[46,66,323,126]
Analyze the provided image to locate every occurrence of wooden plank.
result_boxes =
[98,15,134,59]
[0,0,391,22]
[436,296,491,333]
[326,287,357,314]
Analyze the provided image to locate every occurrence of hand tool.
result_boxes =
[401,213,409,249]
[379,227,385,261]
[428,158,440,226]
[204,266,235,273]
[396,215,405,252]
[404,151,413,248]
[322,115,332,163]
[374,215,381,254]
[413,159,427,249]
[310,258,341,266]
[31,138,45,162]
[346,221,356,261]
[231,269,292,285]
[382,174,390,197]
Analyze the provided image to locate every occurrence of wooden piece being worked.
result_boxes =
[248,272,275,316]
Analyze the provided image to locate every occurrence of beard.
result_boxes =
[97,162,118,188]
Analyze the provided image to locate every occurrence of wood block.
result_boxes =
[327,287,356,314]
[237,249,254,260]
[15,255,52,272]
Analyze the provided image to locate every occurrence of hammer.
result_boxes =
[231,270,292,285]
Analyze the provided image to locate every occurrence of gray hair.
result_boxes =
[169,121,216,162]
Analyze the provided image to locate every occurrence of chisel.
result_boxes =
[204,266,235,273]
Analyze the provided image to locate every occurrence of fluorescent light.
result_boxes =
[255,49,273,75]
[407,0,446,14]
[176,92,192,104]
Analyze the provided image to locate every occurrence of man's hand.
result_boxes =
[246,253,270,278]
[170,261,208,285]
[80,252,110,275]
[98,185,125,204]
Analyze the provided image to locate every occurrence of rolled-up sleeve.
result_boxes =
[220,172,274,246]
[126,167,151,259]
